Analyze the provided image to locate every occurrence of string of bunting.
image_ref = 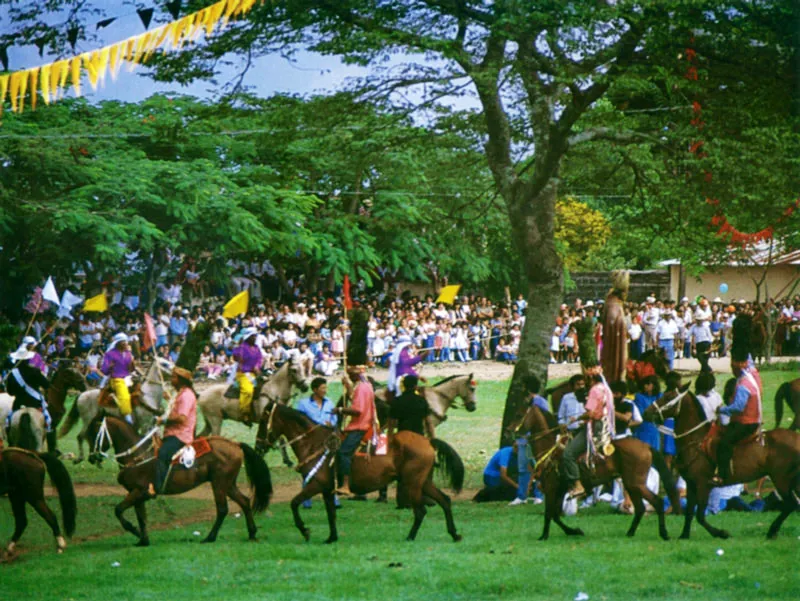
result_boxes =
[683,38,799,246]
[0,0,262,116]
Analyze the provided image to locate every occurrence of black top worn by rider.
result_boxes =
[389,389,431,436]
[5,359,50,410]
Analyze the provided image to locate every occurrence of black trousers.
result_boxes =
[717,422,758,480]
[156,436,185,493]
[696,341,712,372]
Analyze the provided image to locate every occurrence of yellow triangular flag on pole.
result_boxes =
[83,292,108,313]
[70,56,82,97]
[223,290,249,318]
[0,75,9,114]
[436,284,462,305]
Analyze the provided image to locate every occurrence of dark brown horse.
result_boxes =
[516,405,678,541]
[256,402,463,544]
[86,413,272,546]
[0,448,77,557]
[645,388,800,539]
[775,377,800,431]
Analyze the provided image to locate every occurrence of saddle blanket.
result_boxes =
[171,438,213,468]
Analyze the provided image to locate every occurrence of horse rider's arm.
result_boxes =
[614,410,632,426]
[158,414,186,427]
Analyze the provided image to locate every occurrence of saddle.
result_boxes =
[170,438,213,468]
[701,423,764,463]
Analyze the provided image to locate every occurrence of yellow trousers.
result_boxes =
[110,378,132,416]
[236,372,255,416]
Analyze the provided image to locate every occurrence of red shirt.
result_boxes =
[164,387,197,444]
[345,379,375,432]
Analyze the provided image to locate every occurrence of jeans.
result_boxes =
[659,339,675,370]
[456,349,469,362]
[562,422,602,484]
[516,438,533,499]
[439,348,451,362]
[156,436,185,493]
[337,430,365,480]
[470,342,481,361]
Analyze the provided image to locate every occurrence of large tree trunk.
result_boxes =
[498,182,563,447]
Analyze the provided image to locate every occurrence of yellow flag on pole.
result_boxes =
[436,284,462,305]
[83,292,108,313]
[223,290,249,318]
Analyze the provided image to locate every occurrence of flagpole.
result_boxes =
[23,299,43,340]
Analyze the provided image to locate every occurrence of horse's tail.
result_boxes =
[58,396,80,438]
[240,442,272,513]
[650,448,680,516]
[775,382,790,428]
[430,438,464,494]
[17,412,39,451]
[38,452,77,537]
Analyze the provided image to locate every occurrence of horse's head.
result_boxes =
[255,402,279,455]
[461,374,477,412]
[86,411,110,466]
[644,388,689,425]
[288,356,309,392]
[61,362,87,392]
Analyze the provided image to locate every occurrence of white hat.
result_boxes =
[22,335,37,346]
[681,297,689,303]
[182,309,190,315]
[107,333,128,353]
[646,296,656,303]
[713,297,722,303]
[240,326,258,340]
[738,299,746,304]
[585,300,594,307]
[9,343,34,362]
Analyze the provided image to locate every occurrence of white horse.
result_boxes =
[6,408,47,451]
[58,357,173,463]
[197,355,309,437]
[373,373,478,429]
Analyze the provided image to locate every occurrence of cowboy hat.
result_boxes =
[172,366,193,382]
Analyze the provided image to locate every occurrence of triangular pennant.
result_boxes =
[96,17,117,30]
[130,32,150,67]
[207,1,226,36]
[96,46,110,84]
[28,67,39,110]
[17,68,29,112]
[34,37,47,57]
[108,42,123,79]
[67,26,80,51]
[0,75,8,116]
[55,59,70,95]
[8,71,22,112]
[150,23,171,53]
[70,56,82,97]
[137,8,155,30]
[84,52,100,89]
[0,46,8,71]
[224,0,242,25]
[40,63,51,104]
[166,0,182,20]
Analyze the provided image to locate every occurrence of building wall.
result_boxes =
[675,264,800,301]
[567,270,671,304]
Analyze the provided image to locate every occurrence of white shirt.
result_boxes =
[656,319,679,340]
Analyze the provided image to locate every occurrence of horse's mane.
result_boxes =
[275,403,330,431]
[433,374,465,387]
[539,407,558,428]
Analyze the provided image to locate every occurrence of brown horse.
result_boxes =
[255,402,463,544]
[86,413,272,546]
[45,361,88,429]
[644,388,800,539]
[516,405,678,541]
[0,448,77,557]
[775,377,800,431]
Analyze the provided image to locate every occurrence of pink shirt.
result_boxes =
[345,379,375,432]
[585,382,612,422]
[164,387,197,445]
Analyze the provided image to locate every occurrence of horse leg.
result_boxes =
[115,490,144,541]
[641,485,670,541]
[6,493,27,555]
[280,444,295,468]
[74,426,87,464]
[679,480,697,539]
[321,489,339,544]
[202,483,230,543]
[30,498,66,553]
[551,480,584,537]
[766,476,800,540]
[226,485,258,541]
[625,487,646,538]
[134,501,150,547]
[422,480,461,542]
[694,481,730,539]
[290,478,325,542]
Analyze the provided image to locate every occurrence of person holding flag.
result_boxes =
[232,326,262,425]
[100,333,136,425]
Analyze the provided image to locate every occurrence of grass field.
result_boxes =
[2,370,798,601]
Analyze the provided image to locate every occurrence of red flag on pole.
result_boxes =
[142,312,157,352]
[343,275,353,310]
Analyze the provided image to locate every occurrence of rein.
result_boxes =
[651,389,710,440]
[93,417,159,463]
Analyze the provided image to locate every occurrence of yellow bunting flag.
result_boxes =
[83,292,108,313]
[436,285,462,305]
[223,290,249,319]
[0,0,259,115]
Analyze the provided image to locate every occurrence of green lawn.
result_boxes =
[2,371,798,601]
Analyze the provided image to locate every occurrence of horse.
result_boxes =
[0,448,77,557]
[373,374,478,430]
[545,380,573,415]
[644,388,800,539]
[774,377,800,431]
[255,402,463,544]
[197,356,309,437]
[1,362,86,454]
[515,404,678,541]
[58,357,173,463]
[86,413,272,546]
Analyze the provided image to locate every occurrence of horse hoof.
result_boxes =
[324,536,338,544]
[452,534,462,543]
[302,529,311,542]
[569,529,585,537]
[717,530,731,540]
[626,531,636,538]
[766,532,778,541]
[679,533,690,540]
[660,534,670,541]
[201,537,216,544]
[135,539,150,547]
[538,535,548,541]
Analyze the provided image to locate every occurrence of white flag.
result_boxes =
[42,277,60,306]
[61,290,83,309]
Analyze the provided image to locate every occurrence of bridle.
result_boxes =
[90,417,159,465]
[650,389,711,440]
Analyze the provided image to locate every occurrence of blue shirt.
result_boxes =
[170,317,189,336]
[633,392,662,450]
[296,396,338,427]
[557,392,585,431]
[484,447,514,479]
[719,382,751,416]
[532,394,549,412]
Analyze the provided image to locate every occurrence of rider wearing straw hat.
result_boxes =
[101,333,136,425]
[4,342,51,437]
[13,336,49,376]
[232,326,262,425]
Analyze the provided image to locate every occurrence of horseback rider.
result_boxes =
[232,326,262,425]
[712,315,762,485]
[101,333,136,425]
[16,336,49,376]
[386,332,424,400]
[3,342,51,439]
[148,366,197,497]
[386,374,433,444]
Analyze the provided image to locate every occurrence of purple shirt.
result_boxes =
[101,349,133,378]
[30,353,47,375]
[233,342,263,373]
[396,347,423,379]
